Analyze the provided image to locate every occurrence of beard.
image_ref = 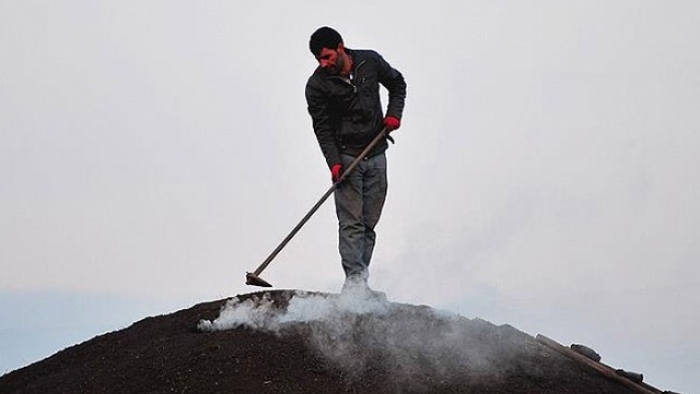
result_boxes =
[325,52,345,76]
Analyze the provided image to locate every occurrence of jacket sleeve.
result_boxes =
[305,78,342,169]
[375,52,407,121]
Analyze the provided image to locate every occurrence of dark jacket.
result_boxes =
[305,48,407,168]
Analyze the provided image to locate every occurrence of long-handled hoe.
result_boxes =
[246,129,388,287]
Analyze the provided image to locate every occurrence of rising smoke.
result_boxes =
[198,290,523,389]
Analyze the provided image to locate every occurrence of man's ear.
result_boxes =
[337,42,345,53]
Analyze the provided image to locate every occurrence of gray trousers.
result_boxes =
[334,152,388,282]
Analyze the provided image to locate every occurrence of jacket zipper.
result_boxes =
[333,60,367,93]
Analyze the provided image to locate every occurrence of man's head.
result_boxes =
[309,26,343,57]
[309,26,350,76]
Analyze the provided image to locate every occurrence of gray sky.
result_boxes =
[1,2,699,392]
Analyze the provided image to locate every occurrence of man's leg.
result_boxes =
[335,154,367,282]
[360,153,388,269]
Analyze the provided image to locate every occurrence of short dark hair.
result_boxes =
[309,26,343,57]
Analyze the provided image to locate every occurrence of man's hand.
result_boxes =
[331,164,343,183]
[384,116,401,132]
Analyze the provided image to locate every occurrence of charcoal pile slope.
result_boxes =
[0,290,642,394]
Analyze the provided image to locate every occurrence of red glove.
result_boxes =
[331,164,343,183]
[384,116,401,132]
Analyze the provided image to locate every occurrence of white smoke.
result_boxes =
[198,290,518,389]
[198,290,391,332]
[197,292,279,331]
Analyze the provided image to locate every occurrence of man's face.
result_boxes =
[316,46,344,75]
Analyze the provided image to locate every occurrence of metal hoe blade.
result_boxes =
[246,272,273,287]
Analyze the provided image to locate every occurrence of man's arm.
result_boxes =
[376,52,407,122]
[305,80,341,169]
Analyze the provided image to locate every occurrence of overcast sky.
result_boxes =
[1,2,698,392]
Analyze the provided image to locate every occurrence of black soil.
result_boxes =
[0,290,643,394]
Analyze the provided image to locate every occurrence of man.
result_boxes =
[305,26,406,296]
